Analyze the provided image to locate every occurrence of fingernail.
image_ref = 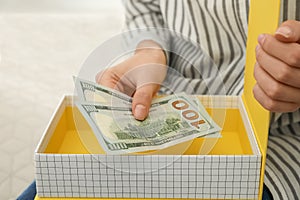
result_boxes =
[134,104,147,120]
[276,26,292,38]
[257,34,265,45]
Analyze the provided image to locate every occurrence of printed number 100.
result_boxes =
[171,99,206,129]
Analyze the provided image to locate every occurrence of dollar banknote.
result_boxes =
[74,77,132,106]
[75,93,221,154]
[190,96,222,138]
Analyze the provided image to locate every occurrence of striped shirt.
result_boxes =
[124,0,300,199]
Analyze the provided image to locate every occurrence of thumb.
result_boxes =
[132,84,159,121]
[275,20,300,43]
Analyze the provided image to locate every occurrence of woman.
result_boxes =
[18,0,300,199]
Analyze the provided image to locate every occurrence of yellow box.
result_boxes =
[34,0,281,199]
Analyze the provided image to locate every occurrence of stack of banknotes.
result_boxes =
[74,77,221,155]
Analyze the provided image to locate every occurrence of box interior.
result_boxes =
[39,96,258,156]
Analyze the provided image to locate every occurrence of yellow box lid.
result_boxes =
[242,0,280,198]
[243,0,280,154]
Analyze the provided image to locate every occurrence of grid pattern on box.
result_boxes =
[35,154,261,199]
[197,95,239,108]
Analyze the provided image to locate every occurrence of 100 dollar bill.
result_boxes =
[76,93,221,154]
[74,77,132,106]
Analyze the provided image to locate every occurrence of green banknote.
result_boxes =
[190,96,222,138]
[74,77,132,106]
[76,93,221,154]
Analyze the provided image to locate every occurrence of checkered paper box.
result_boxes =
[35,95,262,199]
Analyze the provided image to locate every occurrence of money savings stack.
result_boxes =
[34,1,280,200]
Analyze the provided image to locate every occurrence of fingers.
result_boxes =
[97,68,160,120]
[255,45,300,88]
[132,84,159,120]
[95,68,136,95]
[254,20,300,112]
[275,20,300,43]
[253,84,299,112]
[254,62,300,103]
[94,40,167,120]
[96,63,164,120]
[257,34,300,67]
[95,69,121,90]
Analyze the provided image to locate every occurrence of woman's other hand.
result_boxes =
[254,20,300,112]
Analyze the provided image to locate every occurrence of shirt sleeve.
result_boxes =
[122,0,170,62]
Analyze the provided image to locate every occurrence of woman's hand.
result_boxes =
[254,20,300,112]
[96,40,167,120]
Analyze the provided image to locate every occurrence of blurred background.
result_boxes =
[0,0,124,199]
